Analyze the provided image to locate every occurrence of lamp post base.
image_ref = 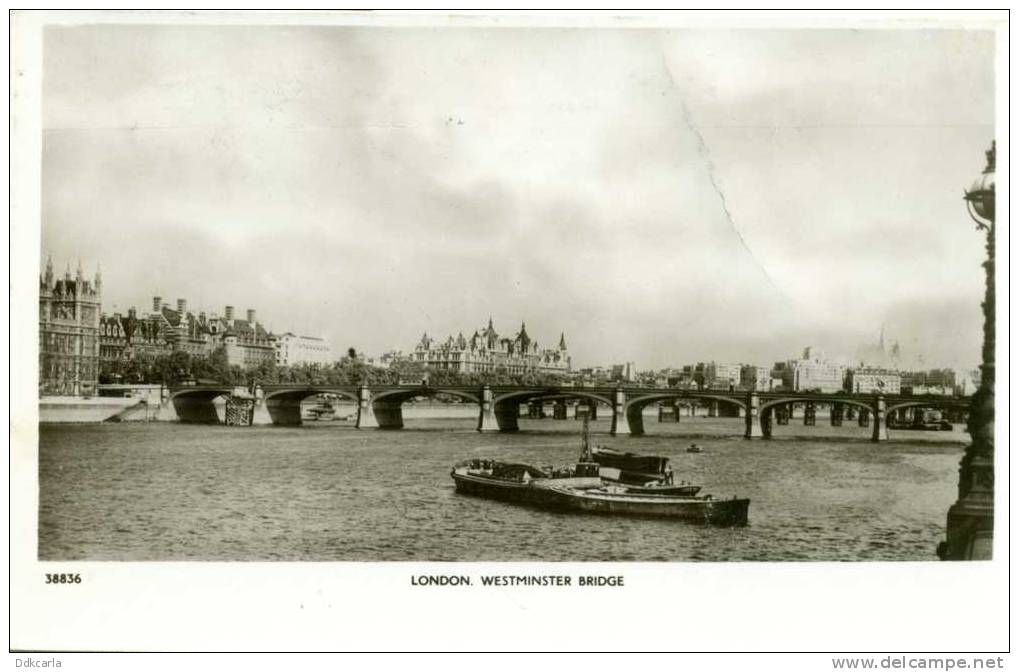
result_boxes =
[938,495,994,560]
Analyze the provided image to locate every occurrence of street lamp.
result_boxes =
[938,141,995,560]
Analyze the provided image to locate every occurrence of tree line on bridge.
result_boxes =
[99,347,572,388]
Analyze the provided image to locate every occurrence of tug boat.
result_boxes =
[450,420,749,526]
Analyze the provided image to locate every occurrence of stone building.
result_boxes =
[846,367,902,394]
[216,307,275,367]
[739,364,773,391]
[773,347,846,393]
[99,298,274,370]
[699,362,742,390]
[900,368,959,395]
[273,333,334,366]
[39,258,101,396]
[413,318,570,375]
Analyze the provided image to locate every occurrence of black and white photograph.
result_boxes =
[10,9,1009,656]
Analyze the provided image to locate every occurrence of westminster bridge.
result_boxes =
[163,383,971,442]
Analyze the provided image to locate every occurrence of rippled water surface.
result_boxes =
[38,415,966,561]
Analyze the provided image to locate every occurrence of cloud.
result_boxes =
[40,24,994,370]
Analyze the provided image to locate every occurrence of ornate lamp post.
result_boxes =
[938,141,995,560]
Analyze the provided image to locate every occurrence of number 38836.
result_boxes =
[45,573,81,584]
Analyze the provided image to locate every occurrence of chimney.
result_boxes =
[225,305,235,321]
[246,309,256,324]
[177,299,187,314]
[153,296,162,312]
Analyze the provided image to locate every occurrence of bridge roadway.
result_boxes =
[165,383,970,442]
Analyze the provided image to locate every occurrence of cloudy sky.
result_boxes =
[40,21,995,370]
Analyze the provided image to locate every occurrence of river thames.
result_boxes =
[38,411,966,561]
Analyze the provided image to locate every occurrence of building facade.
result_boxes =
[273,333,334,366]
[739,365,773,391]
[39,259,101,396]
[413,318,571,375]
[846,367,902,394]
[700,362,742,390]
[900,368,959,396]
[774,347,847,393]
[99,298,275,372]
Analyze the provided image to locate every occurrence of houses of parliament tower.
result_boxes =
[39,257,102,396]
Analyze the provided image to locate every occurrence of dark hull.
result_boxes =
[548,488,750,526]
[622,484,701,497]
[451,473,748,526]
[606,470,672,486]
[451,472,566,506]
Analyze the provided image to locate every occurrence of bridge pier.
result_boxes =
[251,399,274,425]
[553,400,568,420]
[496,403,521,432]
[830,402,843,427]
[804,402,816,426]
[477,386,497,431]
[264,396,303,426]
[658,402,680,423]
[611,389,627,436]
[745,392,762,439]
[707,401,718,418]
[760,407,774,439]
[872,396,888,442]
[356,386,378,429]
[372,398,404,429]
[575,401,597,420]
[478,386,519,432]
[171,395,224,424]
[858,408,870,427]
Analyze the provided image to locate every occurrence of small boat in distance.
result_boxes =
[304,399,336,421]
[687,443,704,453]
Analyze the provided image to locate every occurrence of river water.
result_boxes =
[38,412,966,561]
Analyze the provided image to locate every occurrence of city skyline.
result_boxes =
[68,270,968,374]
[41,25,994,371]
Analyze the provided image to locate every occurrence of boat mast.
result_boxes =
[580,416,591,462]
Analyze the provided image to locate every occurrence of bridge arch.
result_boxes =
[371,387,480,405]
[758,396,875,417]
[485,389,615,432]
[759,396,883,440]
[619,392,747,436]
[168,387,234,424]
[884,399,969,427]
[260,387,361,426]
[168,387,234,402]
[493,389,614,408]
[262,387,359,404]
[885,399,967,417]
[367,387,481,430]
